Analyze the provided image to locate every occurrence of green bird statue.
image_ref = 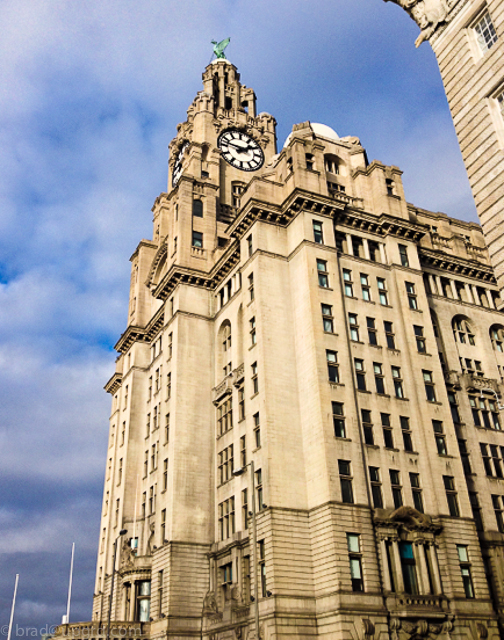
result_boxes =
[211,38,231,59]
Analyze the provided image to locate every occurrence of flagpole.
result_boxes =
[7,574,19,640]
[65,542,75,623]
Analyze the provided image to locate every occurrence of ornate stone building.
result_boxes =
[55,61,504,640]
[384,0,504,298]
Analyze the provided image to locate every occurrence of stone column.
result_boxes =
[465,283,475,304]
[429,274,440,295]
[379,537,392,592]
[450,279,458,300]
[391,539,405,593]
[363,238,371,261]
[379,243,387,265]
[488,290,497,309]
[427,544,443,595]
[346,233,353,257]
[414,541,431,595]
[471,284,480,306]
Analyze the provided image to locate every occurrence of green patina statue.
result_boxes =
[211,38,230,59]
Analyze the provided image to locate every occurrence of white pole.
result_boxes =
[66,542,75,623]
[7,574,19,640]
[132,473,139,549]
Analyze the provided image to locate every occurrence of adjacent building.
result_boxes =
[56,60,504,640]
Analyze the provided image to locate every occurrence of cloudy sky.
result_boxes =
[0,0,477,631]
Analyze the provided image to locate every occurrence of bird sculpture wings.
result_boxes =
[211,37,230,59]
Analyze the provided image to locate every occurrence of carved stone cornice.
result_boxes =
[114,308,165,354]
[104,372,122,395]
[420,248,495,282]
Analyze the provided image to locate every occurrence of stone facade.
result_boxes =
[56,61,504,640]
[383,0,504,300]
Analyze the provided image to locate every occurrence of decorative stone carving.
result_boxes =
[477,623,488,640]
[383,0,451,47]
[361,618,375,640]
[120,538,135,569]
[146,522,155,554]
[203,590,219,616]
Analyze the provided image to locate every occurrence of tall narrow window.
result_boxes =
[374,363,385,394]
[377,278,389,305]
[240,435,246,467]
[390,470,403,508]
[362,409,374,445]
[444,476,460,517]
[369,467,383,508]
[414,326,426,353]
[423,370,436,402]
[313,220,324,244]
[326,350,339,383]
[457,545,475,598]
[382,413,394,448]
[192,230,203,248]
[259,540,267,597]
[355,359,367,391]
[349,313,359,341]
[332,402,346,438]
[251,362,258,394]
[317,259,329,287]
[392,367,404,398]
[399,542,418,595]
[247,234,253,256]
[361,274,371,301]
[399,244,409,267]
[433,420,447,455]
[401,416,413,452]
[343,269,354,297]
[238,386,245,421]
[322,304,334,333]
[305,153,315,170]
[256,469,264,510]
[367,318,378,345]
[161,510,166,543]
[406,282,418,309]
[254,412,261,448]
[492,495,504,532]
[347,534,364,592]
[242,489,248,530]
[410,473,424,513]
[193,199,203,217]
[163,458,168,491]
[339,460,354,504]
[250,317,256,345]
[384,321,395,349]
[248,273,255,302]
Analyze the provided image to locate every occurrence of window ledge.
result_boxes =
[387,348,401,354]
[320,286,334,291]
[252,446,262,453]
[365,444,380,449]
[324,332,339,337]
[248,344,257,351]
[406,451,419,456]
[368,344,382,350]
[358,389,372,394]
[385,447,400,452]
[330,382,345,388]
[351,340,365,345]
[250,392,259,400]
[377,393,391,399]
[409,308,423,313]
[394,396,409,401]
[428,401,442,406]
[334,436,352,442]
[418,352,432,357]
[362,299,376,305]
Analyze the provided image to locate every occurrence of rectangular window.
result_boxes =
[444,476,460,517]
[313,220,324,244]
[343,269,354,297]
[392,367,404,398]
[459,439,472,474]
[319,304,335,335]
[256,469,264,511]
[192,230,203,248]
[317,259,329,287]
[242,488,248,530]
[362,409,374,445]
[347,534,364,592]
[369,466,383,508]
[221,562,233,585]
[253,412,261,448]
[469,492,484,531]
[474,11,498,53]
[433,420,447,455]
[400,541,418,595]
[217,397,233,436]
[377,278,388,305]
[165,413,170,443]
[448,391,460,423]
[457,545,475,598]
[339,460,354,504]
[251,362,258,394]
[414,326,426,353]
[361,274,371,301]
[384,321,395,349]
[481,443,493,476]
[374,362,385,394]
[491,444,504,478]
[401,416,413,452]
[218,445,234,484]
[410,473,424,513]
[382,412,394,449]
[332,402,346,438]
[349,313,359,341]
[247,234,253,256]
[326,350,339,383]
[238,386,245,421]
[161,510,166,543]
[218,497,236,541]
[355,358,367,391]
[390,469,403,508]
[367,317,378,345]
[423,370,436,402]
[492,495,504,532]
[240,435,246,468]
[163,458,168,491]
[406,282,418,309]
[399,244,409,267]
[248,273,254,301]
[166,372,171,400]
[259,540,267,597]
[250,317,256,345]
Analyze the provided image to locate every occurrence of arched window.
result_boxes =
[452,316,475,345]
[490,325,504,352]
[324,154,340,175]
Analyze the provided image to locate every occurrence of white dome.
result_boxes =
[283,122,339,148]
[311,123,339,140]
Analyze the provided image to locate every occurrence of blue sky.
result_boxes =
[0,0,477,630]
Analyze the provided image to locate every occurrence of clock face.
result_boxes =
[218,130,264,171]
[172,142,189,187]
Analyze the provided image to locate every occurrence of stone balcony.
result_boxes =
[212,363,245,404]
